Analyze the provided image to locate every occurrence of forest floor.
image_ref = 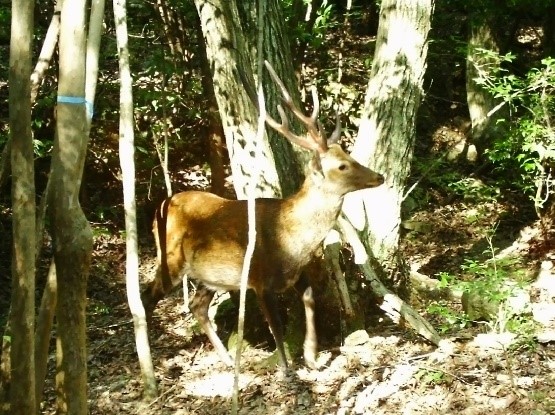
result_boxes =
[35,119,555,414]
[2,19,554,415]
[36,205,555,415]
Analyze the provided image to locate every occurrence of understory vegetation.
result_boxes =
[1,0,554,414]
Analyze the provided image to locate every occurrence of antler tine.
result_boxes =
[264,60,328,153]
[262,102,321,152]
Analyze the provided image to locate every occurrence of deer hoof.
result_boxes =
[303,351,317,370]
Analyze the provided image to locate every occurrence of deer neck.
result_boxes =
[279,174,343,252]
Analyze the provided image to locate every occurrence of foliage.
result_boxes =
[530,390,555,414]
[89,302,111,316]
[404,157,503,214]
[448,177,501,203]
[428,227,533,336]
[134,70,203,160]
[473,50,555,212]
[312,1,336,41]
[427,299,470,334]
[414,367,452,386]
[31,93,57,158]
[0,5,9,44]
[282,0,338,49]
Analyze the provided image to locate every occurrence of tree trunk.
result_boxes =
[114,0,158,399]
[0,140,11,194]
[466,11,508,158]
[49,0,93,412]
[346,0,434,280]
[30,1,62,103]
[237,0,307,196]
[543,5,555,57]
[154,0,187,65]
[194,0,282,199]
[194,14,227,196]
[34,261,56,409]
[0,1,61,194]
[259,0,305,196]
[8,0,36,412]
[2,3,62,411]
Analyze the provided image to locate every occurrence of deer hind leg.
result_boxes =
[257,289,288,370]
[189,284,234,367]
[296,276,317,369]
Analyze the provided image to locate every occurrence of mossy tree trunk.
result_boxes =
[8,0,36,413]
[346,0,434,282]
[466,7,509,159]
[237,0,305,196]
[194,0,283,199]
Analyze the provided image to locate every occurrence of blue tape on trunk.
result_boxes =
[57,95,94,119]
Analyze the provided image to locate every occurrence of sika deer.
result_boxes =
[142,61,384,370]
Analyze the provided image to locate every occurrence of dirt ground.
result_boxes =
[35,154,555,414]
[7,29,555,414]
[38,244,555,415]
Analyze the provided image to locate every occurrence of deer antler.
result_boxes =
[264,61,341,154]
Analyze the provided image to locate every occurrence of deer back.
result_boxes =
[154,191,316,294]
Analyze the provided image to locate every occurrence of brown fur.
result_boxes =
[142,144,384,370]
[142,61,384,370]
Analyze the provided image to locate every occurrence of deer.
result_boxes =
[141,61,385,371]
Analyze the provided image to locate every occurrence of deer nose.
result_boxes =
[370,173,385,187]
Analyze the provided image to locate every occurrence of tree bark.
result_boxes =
[30,1,62,103]
[259,0,305,196]
[237,0,307,196]
[154,0,187,65]
[49,0,93,412]
[114,0,158,399]
[194,14,227,196]
[0,1,61,194]
[34,261,56,407]
[194,0,282,199]
[2,3,62,411]
[466,10,508,158]
[346,0,434,280]
[8,0,36,413]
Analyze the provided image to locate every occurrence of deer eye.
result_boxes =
[338,163,348,171]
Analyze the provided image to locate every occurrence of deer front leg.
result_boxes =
[142,265,181,316]
[189,284,234,367]
[296,276,317,369]
[301,286,317,369]
[257,290,288,370]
